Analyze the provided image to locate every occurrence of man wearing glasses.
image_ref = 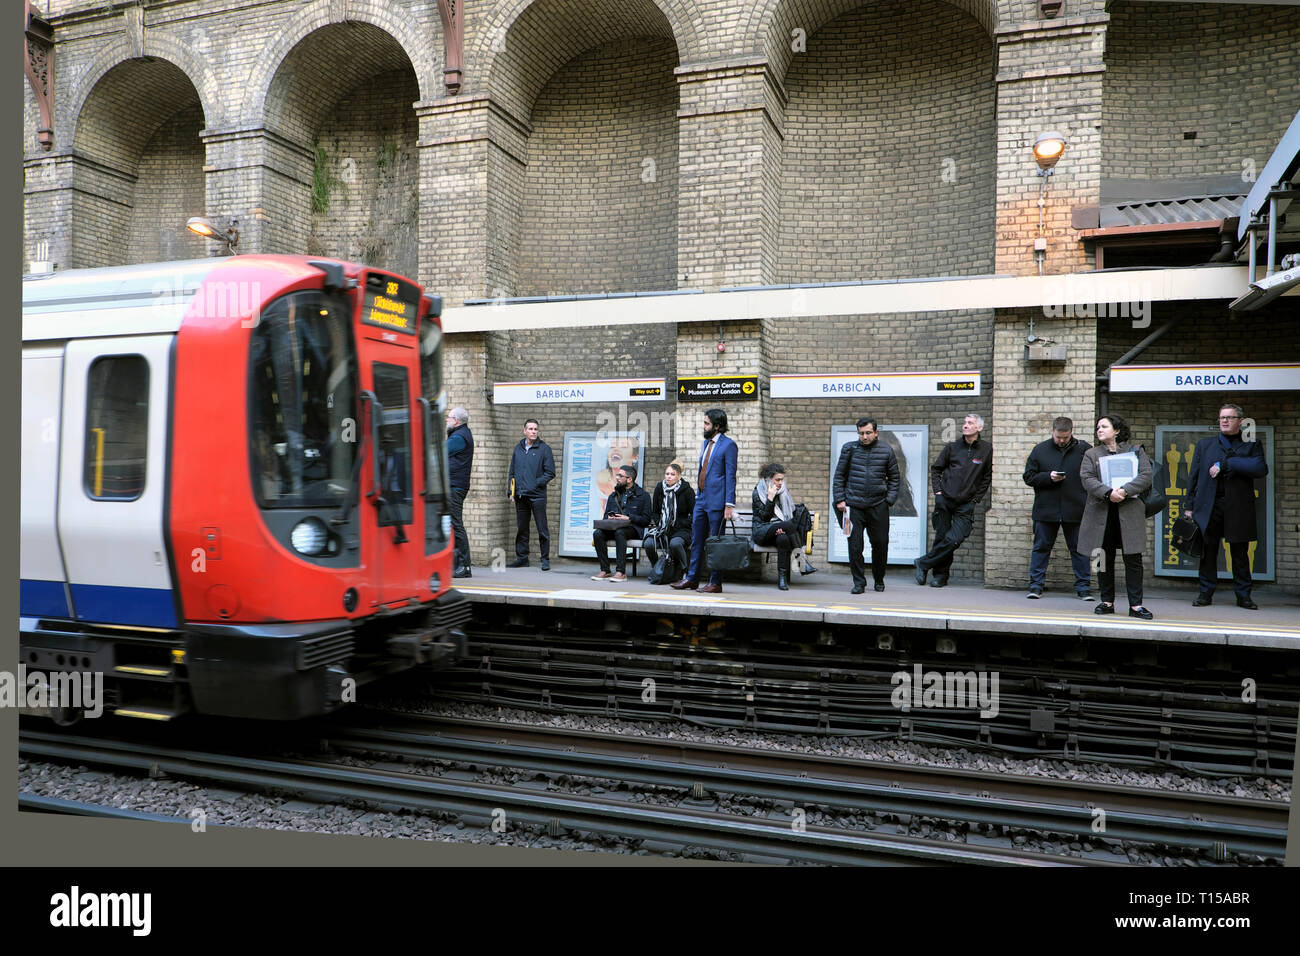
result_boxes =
[1184,404,1269,609]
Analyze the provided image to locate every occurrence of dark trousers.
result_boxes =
[687,506,725,584]
[847,502,890,587]
[644,535,689,574]
[1029,520,1091,593]
[1097,504,1143,607]
[755,522,796,574]
[1198,500,1253,599]
[448,486,469,569]
[514,494,549,560]
[593,527,635,573]
[917,498,974,579]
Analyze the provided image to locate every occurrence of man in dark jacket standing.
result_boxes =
[833,418,900,594]
[591,465,652,582]
[507,418,556,570]
[1185,404,1269,609]
[446,407,474,578]
[1022,416,1092,600]
[915,413,992,588]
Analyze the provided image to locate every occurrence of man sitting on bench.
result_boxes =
[592,465,652,582]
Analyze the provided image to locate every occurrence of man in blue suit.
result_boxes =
[1184,403,1269,609]
[671,408,738,593]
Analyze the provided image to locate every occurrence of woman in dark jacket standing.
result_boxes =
[1078,415,1155,619]
[643,462,694,584]
[752,463,810,591]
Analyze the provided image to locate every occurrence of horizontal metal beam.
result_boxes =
[442,266,1281,333]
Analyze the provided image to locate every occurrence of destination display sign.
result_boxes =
[678,375,759,402]
[361,273,419,335]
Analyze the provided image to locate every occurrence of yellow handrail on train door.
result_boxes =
[91,427,105,496]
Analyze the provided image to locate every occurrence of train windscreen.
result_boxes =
[249,290,358,508]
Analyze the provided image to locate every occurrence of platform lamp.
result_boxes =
[1027,131,1069,361]
[1031,131,1066,276]
[186,216,239,255]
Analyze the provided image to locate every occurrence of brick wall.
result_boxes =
[1104,2,1300,182]
[515,37,678,296]
[126,102,207,264]
[775,2,996,282]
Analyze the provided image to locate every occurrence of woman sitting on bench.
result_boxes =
[644,462,694,585]
[751,463,817,590]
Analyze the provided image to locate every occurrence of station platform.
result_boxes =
[455,563,1300,651]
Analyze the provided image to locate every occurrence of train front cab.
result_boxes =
[20,257,469,722]
[171,259,471,719]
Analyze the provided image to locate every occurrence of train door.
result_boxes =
[356,272,427,609]
[20,345,71,619]
[57,335,177,628]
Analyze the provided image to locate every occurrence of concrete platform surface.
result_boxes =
[453,562,1300,650]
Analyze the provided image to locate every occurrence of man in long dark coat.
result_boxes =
[1184,403,1269,609]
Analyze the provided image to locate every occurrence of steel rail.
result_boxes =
[331,713,1288,859]
[19,729,1100,867]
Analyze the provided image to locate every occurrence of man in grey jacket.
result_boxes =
[833,418,900,594]
[507,419,555,570]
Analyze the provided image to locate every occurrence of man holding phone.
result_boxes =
[1022,416,1093,600]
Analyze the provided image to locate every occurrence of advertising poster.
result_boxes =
[559,431,646,558]
[1154,425,1274,581]
[827,425,928,564]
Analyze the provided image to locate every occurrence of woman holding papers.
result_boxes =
[1078,415,1155,619]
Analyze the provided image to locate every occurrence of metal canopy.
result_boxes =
[1236,107,1300,244]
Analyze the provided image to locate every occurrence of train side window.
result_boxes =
[83,355,149,501]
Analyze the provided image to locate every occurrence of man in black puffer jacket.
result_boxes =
[1022,416,1092,600]
[833,418,900,594]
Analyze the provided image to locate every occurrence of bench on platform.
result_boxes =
[597,509,819,579]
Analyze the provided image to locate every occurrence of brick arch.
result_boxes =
[742,0,999,85]
[63,37,218,153]
[243,0,436,126]
[475,0,696,117]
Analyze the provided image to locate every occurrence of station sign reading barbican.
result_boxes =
[769,371,981,398]
[1108,363,1300,392]
[493,378,666,405]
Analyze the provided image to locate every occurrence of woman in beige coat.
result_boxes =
[1077,414,1155,619]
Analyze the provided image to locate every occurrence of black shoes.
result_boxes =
[777,571,789,591]
[802,563,819,575]
[874,582,885,592]
[1129,606,1154,620]
[929,576,948,588]
[913,559,927,586]
[1026,588,1043,599]
[1094,603,1115,615]
[1237,597,1259,610]
[453,567,473,579]
[1193,593,1212,607]
[540,559,550,571]
[850,583,866,595]
[507,557,529,569]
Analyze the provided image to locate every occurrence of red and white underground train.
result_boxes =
[20,255,470,721]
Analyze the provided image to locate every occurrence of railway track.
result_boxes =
[428,628,1298,777]
[20,713,1288,863]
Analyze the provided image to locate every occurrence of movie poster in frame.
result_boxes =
[558,431,646,558]
[827,425,928,564]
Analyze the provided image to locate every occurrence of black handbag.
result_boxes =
[704,519,751,572]
[1171,515,1203,557]
[593,518,631,532]
[648,551,675,585]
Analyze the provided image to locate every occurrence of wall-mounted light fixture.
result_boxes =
[1033,132,1067,173]
[186,216,239,255]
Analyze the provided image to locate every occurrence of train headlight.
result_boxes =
[291,517,330,556]
[441,515,452,537]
